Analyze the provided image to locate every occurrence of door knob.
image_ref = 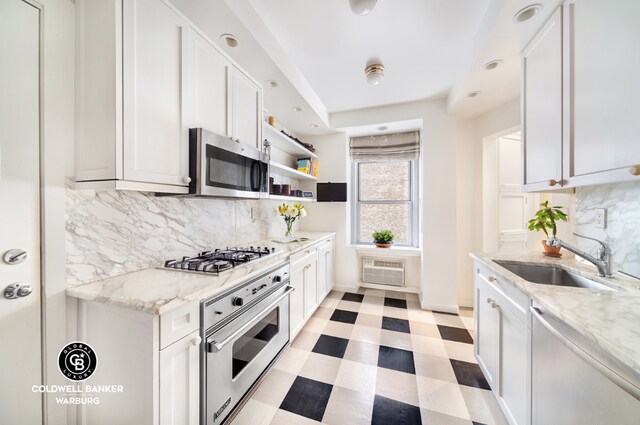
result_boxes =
[3,283,33,299]
[3,249,27,265]
[630,165,640,176]
[548,179,560,187]
[183,176,192,184]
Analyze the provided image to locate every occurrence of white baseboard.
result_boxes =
[332,284,358,293]
[419,301,459,315]
[457,298,474,309]
[358,282,420,293]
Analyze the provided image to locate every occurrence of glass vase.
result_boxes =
[285,220,294,238]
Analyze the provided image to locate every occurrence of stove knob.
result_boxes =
[273,275,282,283]
[232,297,244,307]
[271,247,276,253]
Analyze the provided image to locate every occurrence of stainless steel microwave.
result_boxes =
[189,128,269,199]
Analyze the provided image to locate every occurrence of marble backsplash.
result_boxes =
[65,182,299,286]
[574,181,640,276]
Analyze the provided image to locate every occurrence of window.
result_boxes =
[352,159,419,246]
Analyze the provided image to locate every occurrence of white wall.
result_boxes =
[457,98,520,307]
[329,99,461,311]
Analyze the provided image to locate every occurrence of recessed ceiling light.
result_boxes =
[377,126,388,131]
[220,33,238,47]
[484,60,503,70]
[309,123,320,128]
[292,106,304,112]
[467,91,481,98]
[513,4,542,23]
[365,63,385,85]
[267,80,279,88]
[349,0,377,16]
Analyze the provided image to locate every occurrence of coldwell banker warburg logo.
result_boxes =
[58,341,97,381]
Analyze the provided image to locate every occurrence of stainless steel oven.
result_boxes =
[200,262,292,425]
[189,128,269,199]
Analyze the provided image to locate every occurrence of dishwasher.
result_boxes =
[530,303,640,424]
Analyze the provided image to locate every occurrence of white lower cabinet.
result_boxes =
[474,264,530,425]
[76,299,200,425]
[317,238,335,302]
[289,236,335,339]
[160,331,201,425]
[289,260,307,338]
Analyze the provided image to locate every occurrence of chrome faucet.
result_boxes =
[547,233,613,277]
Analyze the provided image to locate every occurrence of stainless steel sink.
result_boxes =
[494,261,615,291]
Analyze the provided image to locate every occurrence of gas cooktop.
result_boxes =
[163,246,275,275]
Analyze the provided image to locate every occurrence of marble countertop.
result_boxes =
[66,232,335,315]
[471,251,640,375]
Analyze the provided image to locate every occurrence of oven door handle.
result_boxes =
[207,285,294,354]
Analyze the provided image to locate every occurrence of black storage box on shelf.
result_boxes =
[317,182,347,202]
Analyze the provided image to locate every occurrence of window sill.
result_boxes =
[348,244,422,257]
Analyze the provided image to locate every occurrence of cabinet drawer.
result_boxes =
[476,264,530,324]
[160,301,199,349]
[290,245,318,267]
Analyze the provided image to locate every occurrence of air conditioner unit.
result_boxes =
[361,257,405,287]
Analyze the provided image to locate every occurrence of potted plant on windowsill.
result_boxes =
[527,201,568,257]
[372,230,394,248]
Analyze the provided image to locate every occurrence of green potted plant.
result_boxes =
[527,201,568,256]
[372,230,394,248]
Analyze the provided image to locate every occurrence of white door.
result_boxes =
[0,0,43,423]
[160,331,200,425]
[123,0,190,186]
[496,135,533,253]
[231,70,262,150]
[303,259,318,319]
[289,262,305,338]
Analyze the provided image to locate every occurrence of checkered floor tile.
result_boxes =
[230,289,508,425]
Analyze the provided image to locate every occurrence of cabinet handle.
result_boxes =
[490,301,499,309]
[488,276,496,282]
[191,335,202,347]
[183,176,192,184]
[486,297,493,304]
[548,179,560,187]
[630,165,640,176]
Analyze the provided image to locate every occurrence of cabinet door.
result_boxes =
[303,258,318,319]
[189,31,231,137]
[326,245,335,290]
[522,7,563,190]
[474,277,499,388]
[123,0,189,186]
[231,69,262,150]
[317,246,327,303]
[289,262,305,338]
[564,0,640,186]
[160,331,200,425]
[498,303,529,425]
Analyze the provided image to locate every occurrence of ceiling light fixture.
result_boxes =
[309,123,320,128]
[377,126,388,131]
[267,80,279,88]
[220,33,238,47]
[513,4,542,23]
[484,60,503,70]
[349,0,377,16]
[467,91,481,98]
[292,106,304,112]
[365,63,385,85]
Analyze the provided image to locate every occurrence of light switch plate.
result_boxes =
[595,208,607,229]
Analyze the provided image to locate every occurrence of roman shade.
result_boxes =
[349,131,420,162]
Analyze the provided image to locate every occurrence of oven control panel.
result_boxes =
[201,262,290,330]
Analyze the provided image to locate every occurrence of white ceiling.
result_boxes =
[172,0,563,136]
[248,0,491,113]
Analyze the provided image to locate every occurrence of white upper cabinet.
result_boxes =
[563,0,640,186]
[232,69,262,151]
[522,7,563,191]
[75,0,262,193]
[122,0,190,187]
[522,0,640,191]
[189,31,231,138]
